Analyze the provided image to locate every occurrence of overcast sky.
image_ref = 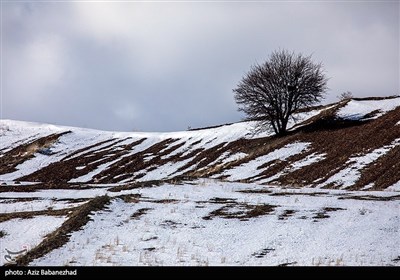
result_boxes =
[2,1,399,132]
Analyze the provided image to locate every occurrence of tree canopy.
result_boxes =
[234,49,328,136]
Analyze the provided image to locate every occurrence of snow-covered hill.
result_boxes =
[1,96,400,267]
[1,96,400,190]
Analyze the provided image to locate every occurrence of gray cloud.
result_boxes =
[2,1,399,131]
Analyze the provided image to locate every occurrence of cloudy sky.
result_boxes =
[2,1,399,132]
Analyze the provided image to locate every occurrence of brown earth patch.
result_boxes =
[0,132,70,175]
[203,203,276,221]
[238,189,273,194]
[117,194,142,203]
[278,209,297,220]
[312,207,345,221]
[19,138,146,183]
[0,207,75,223]
[350,145,400,191]
[269,192,329,197]
[338,195,400,201]
[276,105,400,189]
[131,208,152,219]
[90,138,179,183]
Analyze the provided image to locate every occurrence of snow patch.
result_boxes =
[223,142,311,181]
[69,158,122,183]
[360,183,375,191]
[337,98,400,120]
[291,153,326,171]
[0,216,66,265]
[386,181,400,192]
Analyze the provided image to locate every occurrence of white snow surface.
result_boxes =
[0,120,67,152]
[386,181,400,192]
[0,198,84,213]
[0,216,66,265]
[4,181,393,266]
[337,98,400,120]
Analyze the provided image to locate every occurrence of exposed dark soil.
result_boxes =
[208,197,237,204]
[145,199,178,204]
[118,194,142,203]
[203,203,276,221]
[252,248,275,258]
[0,132,70,175]
[0,207,77,223]
[237,189,273,194]
[392,256,400,262]
[269,192,329,197]
[338,195,400,201]
[312,207,345,221]
[278,261,298,266]
[160,220,184,229]
[131,208,152,219]
[19,138,146,183]
[0,182,102,192]
[278,209,297,220]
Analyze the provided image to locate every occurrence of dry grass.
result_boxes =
[269,192,328,197]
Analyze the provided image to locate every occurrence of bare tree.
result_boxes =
[234,49,328,136]
[338,91,353,101]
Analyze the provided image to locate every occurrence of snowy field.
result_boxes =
[1,97,399,266]
[1,180,399,266]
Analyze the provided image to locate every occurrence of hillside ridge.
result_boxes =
[1,96,399,191]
